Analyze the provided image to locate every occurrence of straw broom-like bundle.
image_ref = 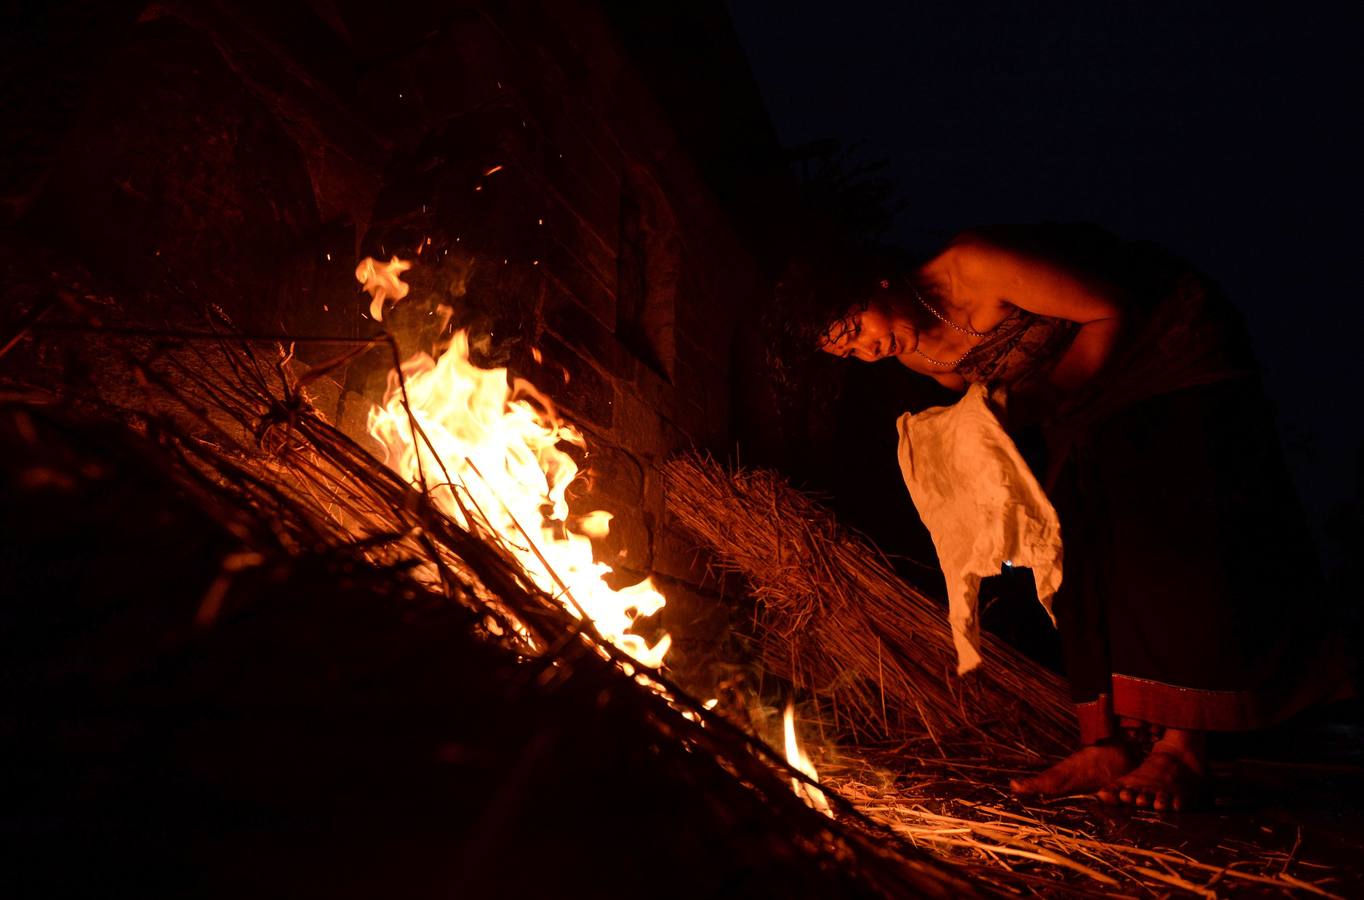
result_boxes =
[663,452,1076,753]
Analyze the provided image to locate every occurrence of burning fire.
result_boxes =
[783,702,831,817]
[359,257,671,669]
[355,255,412,321]
[356,255,834,815]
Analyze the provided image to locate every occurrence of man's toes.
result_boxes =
[1152,791,1171,812]
[1096,785,1119,804]
[1133,789,1152,808]
[1118,786,1135,804]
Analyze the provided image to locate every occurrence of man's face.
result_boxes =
[818,300,916,363]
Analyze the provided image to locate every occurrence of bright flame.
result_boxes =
[576,510,612,539]
[356,255,413,321]
[783,702,831,817]
[365,268,670,669]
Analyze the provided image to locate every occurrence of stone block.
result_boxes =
[541,186,616,258]
[607,386,671,460]
[537,101,623,244]
[542,234,616,330]
[534,332,613,430]
[542,282,634,381]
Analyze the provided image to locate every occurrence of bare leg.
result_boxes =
[1009,741,1137,797]
[1097,728,1207,811]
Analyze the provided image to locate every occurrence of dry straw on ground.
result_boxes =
[821,740,1345,898]
[663,452,1076,753]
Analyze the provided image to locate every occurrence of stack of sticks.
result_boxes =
[0,307,983,899]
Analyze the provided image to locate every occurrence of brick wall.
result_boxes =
[15,1,771,685]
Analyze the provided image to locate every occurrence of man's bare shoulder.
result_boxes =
[939,232,1033,286]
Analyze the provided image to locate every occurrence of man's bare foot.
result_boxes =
[1097,728,1207,811]
[1009,742,1136,796]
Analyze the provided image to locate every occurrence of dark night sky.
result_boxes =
[726,0,1363,547]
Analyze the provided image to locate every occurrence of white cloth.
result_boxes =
[896,384,1062,675]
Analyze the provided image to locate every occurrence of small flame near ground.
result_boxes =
[783,701,832,817]
[358,256,670,670]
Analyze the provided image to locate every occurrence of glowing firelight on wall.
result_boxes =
[357,256,671,670]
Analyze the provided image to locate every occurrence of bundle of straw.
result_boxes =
[663,452,1076,753]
